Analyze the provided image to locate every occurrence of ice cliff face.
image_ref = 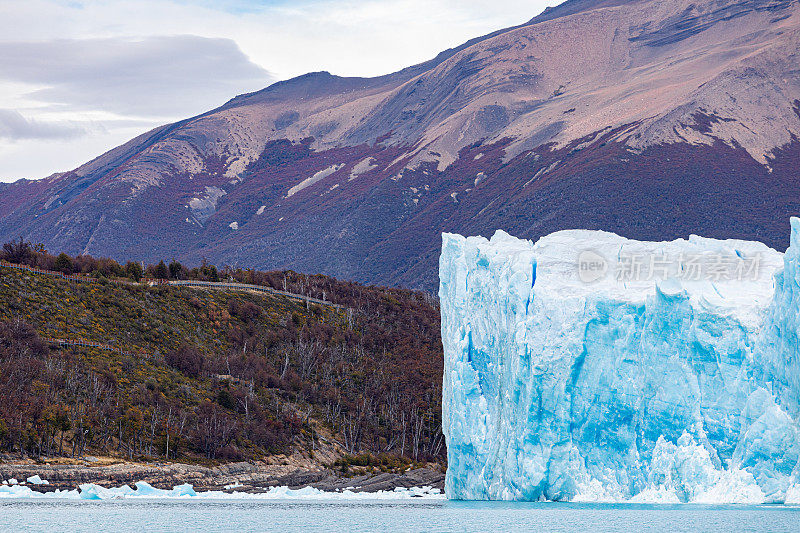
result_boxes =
[439,219,800,503]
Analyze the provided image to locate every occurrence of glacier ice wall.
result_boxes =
[439,219,800,503]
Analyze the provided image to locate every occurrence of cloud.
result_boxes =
[0,109,86,140]
[0,122,149,181]
[0,0,562,181]
[0,35,274,118]
[0,0,562,80]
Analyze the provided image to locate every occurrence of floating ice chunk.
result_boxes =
[0,485,37,498]
[248,485,442,499]
[132,481,197,498]
[0,481,443,500]
[79,483,134,500]
[0,485,79,499]
[440,219,800,503]
[229,221,239,230]
[26,475,48,485]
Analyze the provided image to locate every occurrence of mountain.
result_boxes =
[2,0,800,290]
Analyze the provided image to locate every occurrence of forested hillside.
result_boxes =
[0,241,443,468]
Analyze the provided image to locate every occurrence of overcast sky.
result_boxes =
[0,0,561,182]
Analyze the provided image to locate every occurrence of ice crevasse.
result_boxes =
[439,219,800,503]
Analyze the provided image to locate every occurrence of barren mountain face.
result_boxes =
[2,0,799,289]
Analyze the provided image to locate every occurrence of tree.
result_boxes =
[154,260,169,280]
[0,418,9,451]
[120,407,144,457]
[54,253,73,274]
[41,404,71,455]
[168,260,183,280]
[200,258,219,282]
[1,238,35,265]
[125,261,143,282]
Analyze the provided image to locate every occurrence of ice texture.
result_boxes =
[439,219,800,503]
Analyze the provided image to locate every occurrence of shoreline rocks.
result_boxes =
[0,460,444,495]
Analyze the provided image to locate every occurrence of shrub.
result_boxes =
[165,344,205,378]
[228,300,261,321]
[216,387,235,409]
[217,445,243,461]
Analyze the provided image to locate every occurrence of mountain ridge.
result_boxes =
[2,0,799,290]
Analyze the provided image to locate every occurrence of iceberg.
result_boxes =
[439,219,800,503]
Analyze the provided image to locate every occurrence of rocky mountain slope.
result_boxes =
[2,0,799,290]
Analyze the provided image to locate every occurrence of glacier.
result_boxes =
[439,219,800,503]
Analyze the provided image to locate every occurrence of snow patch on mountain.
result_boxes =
[286,164,344,198]
[349,157,378,181]
[188,186,226,224]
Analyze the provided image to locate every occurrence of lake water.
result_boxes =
[1,499,799,532]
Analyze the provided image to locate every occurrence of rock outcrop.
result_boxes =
[0,460,444,494]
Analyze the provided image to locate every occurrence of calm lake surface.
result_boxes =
[2,499,800,532]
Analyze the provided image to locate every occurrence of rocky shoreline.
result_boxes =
[0,459,445,495]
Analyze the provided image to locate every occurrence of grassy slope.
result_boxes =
[1,267,328,364]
